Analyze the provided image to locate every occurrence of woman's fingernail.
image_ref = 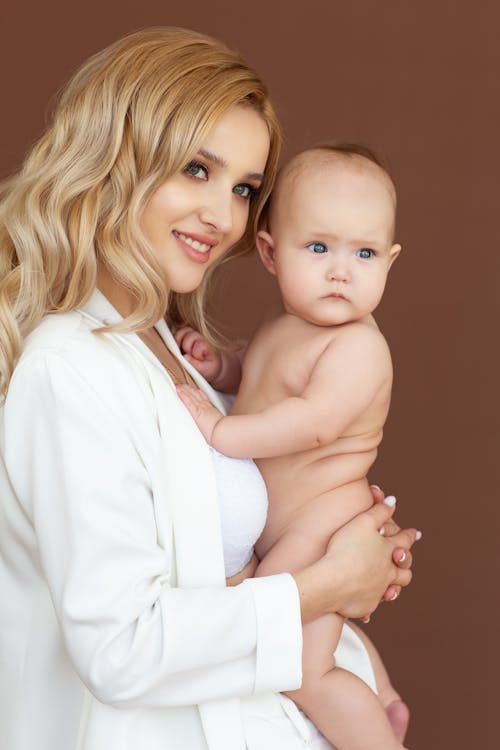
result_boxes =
[416,530,423,540]
[390,590,399,601]
[379,527,385,535]
[383,495,396,507]
[370,484,381,491]
[398,551,407,563]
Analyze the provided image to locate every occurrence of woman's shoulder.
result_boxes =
[11,310,142,407]
[17,310,113,377]
[22,309,90,356]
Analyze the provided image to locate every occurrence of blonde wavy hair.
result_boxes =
[0,27,282,397]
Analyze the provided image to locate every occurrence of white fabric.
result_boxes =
[209,447,268,576]
[0,289,375,750]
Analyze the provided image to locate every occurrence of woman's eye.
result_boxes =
[306,242,328,254]
[356,248,374,259]
[233,183,257,200]
[183,161,208,180]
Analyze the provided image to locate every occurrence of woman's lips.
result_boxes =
[173,230,218,264]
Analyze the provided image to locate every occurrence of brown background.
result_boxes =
[1,1,498,747]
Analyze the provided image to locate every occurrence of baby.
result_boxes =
[177,144,409,750]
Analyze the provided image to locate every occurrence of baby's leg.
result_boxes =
[287,617,406,750]
[257,532,406,750]
[348,623,410,743]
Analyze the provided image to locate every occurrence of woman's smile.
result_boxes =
[172,230,219,263]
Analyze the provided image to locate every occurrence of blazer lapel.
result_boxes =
[80,293,245,750]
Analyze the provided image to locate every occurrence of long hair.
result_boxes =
[0,27,282,397]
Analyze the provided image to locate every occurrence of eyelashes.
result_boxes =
[305,242,377,259]
[183,160,260,201]
[233,183,260,200]
[355,248,375,259]
[183,160,208,180]
[306,241,328,254]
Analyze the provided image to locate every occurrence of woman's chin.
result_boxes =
[166,273,206,295]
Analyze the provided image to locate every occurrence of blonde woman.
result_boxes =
[0,28,417,750]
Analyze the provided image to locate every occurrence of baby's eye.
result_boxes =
[233,183,258,200]
[306,242,328,254]
[183,161,208,180]
[356,248,375,259]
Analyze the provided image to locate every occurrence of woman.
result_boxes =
[0,28,416,750]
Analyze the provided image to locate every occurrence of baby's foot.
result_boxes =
[385,699,410,743]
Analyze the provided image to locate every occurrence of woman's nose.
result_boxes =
[199,191,233,234]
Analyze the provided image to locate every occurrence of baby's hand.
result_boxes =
[176,384,225,444]
[174,326,223,384]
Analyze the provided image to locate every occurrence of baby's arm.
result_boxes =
[177,324,391,458]
[174,326,243,394]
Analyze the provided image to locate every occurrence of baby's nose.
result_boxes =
[327,261,350,282]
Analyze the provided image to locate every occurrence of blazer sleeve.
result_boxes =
[3,349,303,708]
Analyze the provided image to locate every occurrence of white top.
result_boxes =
[209,447,268,576]
[0,289,374,750]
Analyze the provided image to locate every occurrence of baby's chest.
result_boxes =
[239,325,338,407]
[270,334,337,396]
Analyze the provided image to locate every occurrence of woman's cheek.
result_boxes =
[234,202,251,240]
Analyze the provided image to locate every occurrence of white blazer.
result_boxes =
[0,290,374,750]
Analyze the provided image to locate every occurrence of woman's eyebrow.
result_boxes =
[198,148,226,168]
[197,148,264,182]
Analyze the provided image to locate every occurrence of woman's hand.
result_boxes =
[369,484,419,604]
[293,498,418,625]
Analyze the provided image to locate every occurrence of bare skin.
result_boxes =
[178,315,408,749]
[177,153,412,749]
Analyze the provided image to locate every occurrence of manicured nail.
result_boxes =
[398,551,407,563]
[390,590,399,601]
[416,530,423,541]
[383,495,396,507]
[370,484,381,491]
[379,527,385,535]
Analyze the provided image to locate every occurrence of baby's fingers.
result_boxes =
[174,326,195,349]
[192,338,211,361]
[176,384,209,416]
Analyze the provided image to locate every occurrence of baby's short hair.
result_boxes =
[261,141,396,230]
[310,141,388,170]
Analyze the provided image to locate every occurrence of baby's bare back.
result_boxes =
[232,313,392,564]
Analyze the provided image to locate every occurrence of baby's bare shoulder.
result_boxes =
[249,314,316,352]
[316,319,392,383]
[333,318,390,354]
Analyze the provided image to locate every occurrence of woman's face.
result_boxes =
[141,105,271,293]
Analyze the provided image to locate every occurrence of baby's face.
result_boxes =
[257,162,401,326]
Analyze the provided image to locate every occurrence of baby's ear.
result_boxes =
[388,243,402,269]
[256,231,277,276]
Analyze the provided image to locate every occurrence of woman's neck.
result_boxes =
[96,266,193,385]
[96,266,135,318]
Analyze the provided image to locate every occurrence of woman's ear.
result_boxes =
[388,243,402,269]
[256,231,277,276]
